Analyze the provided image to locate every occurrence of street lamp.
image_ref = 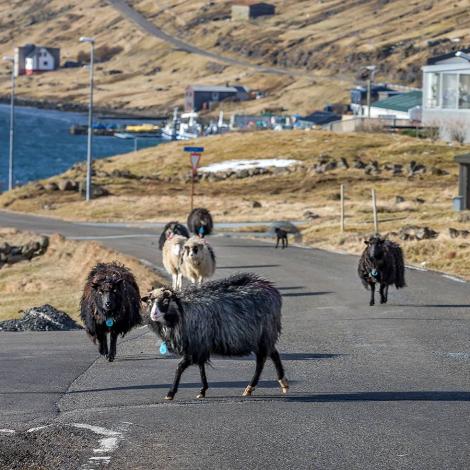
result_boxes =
[79,36,95,201]
[365,65,376,119]
[3,55,15,191]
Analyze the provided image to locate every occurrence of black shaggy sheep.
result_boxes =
[187,208,213,238]
[158,221,190,250]
[80,262,142,362]
[143,273,288,400]
[358,235,406,306]
[275,227,288,249]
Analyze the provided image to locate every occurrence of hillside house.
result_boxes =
[350,84,399,115]
[422,49,470,142]
[293,111,342,129]
[185,85,250,112]
[15,45,60,76]
[231,1,275,20]
[363,91,422,121]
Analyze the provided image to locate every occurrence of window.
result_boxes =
[42,60,48,67]
[425,73,440,108]
[442,73,458,109]
[459,74,470,109]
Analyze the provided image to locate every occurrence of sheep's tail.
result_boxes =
[392,244,406,289]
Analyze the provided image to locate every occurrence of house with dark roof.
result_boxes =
[231,1,275,20]
[185,85,250,111]
[14,45,60,76]
[293,111,342,129]
[366,91,422,120]
[422,48,470,142]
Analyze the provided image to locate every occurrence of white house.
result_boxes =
[14,45,60,76]
[361,91,422,121]
[422,49,470,142]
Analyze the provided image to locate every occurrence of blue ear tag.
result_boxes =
[159,342,168,355]
[371,269,378,277]
[106,318,114,327]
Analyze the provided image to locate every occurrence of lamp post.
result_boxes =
[3,55,15,191]
[365,65,376,119]
[79,37,95,201]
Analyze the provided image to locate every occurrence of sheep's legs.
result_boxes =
[275,237,280,248]
[369,283,375,306]
[243,353,267,397]
[166,356,191,400]
[271,349,289,394]
[196,363,209,399]
[97,330,108,357]
[177,273,183,290]
[172,274,177,290]
[379,283,388,304]
[108,331,118,362]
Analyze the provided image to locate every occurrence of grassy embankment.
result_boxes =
[0,229,164,321]
[2,130,470,278]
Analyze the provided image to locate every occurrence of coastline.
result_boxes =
[0,95,168,120]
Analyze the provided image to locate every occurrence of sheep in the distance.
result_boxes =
[80,262,141,362]
[187,208,213,238]
[275,227,288,249]
[180,236,216,286]
[358,235,406,306]
[158,221,190,250]
[143,273,289,400]
[162,234,187,290]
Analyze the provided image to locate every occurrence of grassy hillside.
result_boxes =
[2,129,470,277]
[0,0,468,114]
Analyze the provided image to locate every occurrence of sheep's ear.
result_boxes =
[364,240,369,245]
[141,295,150,303]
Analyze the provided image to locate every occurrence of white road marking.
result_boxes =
[442,274,466,283]
[406,265,427,272]
[0,429,15,434]
[72,423,123,468]
[27,425,53,432]
[68,234,156,240]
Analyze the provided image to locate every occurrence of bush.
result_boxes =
[77,45,123,64]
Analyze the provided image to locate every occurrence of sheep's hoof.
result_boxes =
[165,393,175,401]
[278,377,289,394]
[107,355,115,363]
[242,385,254,397]
[196,392,206,399]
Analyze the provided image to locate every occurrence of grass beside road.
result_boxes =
[0,228,165,321]
[1,130,470,278]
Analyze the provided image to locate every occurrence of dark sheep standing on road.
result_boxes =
[275,228,288,249]
[80,262,142,362]
[158,221,190,250]
[143,273,289,400]
[358,235,406,306]
[187,208,213,238]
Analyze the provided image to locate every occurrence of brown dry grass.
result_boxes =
[0,228,165,321]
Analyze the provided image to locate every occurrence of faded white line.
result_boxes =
[406,265,427,272]
[0,429,15,434]
[27,424,53,433]
[442,274,466,283]
[68,234,156,240]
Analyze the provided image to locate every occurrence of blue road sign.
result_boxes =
[184,146,204,153]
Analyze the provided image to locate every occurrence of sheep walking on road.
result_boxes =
[187,208,213,238]
[275,228,288,249]
[358,235,406,306]
[162,234,187,290]
[158,221,190,250]
[143,273,289,400]
[80,263,142,362]
[180,237,216,286]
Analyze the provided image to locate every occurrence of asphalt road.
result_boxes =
[1,210,470,469]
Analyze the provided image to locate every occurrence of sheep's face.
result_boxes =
[183,243,203,262]
[144,289,180,328]
[365,237,385,260]
[91,277,122,315]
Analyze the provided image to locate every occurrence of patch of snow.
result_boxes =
[199,159,299,173]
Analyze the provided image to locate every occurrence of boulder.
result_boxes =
[395,195,405,204]
[399,225,438,241]
[353,157,366,169]
[58,179,78,191]
[338,157,349,169]
[251,200,262,208]
[304,210,320,221]
[44,182,59,191]
[431,167,449,176]
[449,228,470,239]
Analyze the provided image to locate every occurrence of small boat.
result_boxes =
[114,132,135,139]
[161,107,179,141]
[177,112,202,141]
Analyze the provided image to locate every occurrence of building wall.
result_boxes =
[231,5,250,20]
[231,3,275,20]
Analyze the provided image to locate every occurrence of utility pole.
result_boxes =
[3,55,15,191]
[366,65,376,120]
[79,37,95,201]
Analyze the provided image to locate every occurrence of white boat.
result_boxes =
[177,112,202,141]
[161,107,179,141]
[114,132,135,139]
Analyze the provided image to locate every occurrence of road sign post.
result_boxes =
[184,146,204,211]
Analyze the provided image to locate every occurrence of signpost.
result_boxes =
[184,146,204,211]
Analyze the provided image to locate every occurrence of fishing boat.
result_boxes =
[161,108,179,141]
[177,112,202,140]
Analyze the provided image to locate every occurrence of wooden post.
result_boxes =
[372,188,378,233]
[340,184,345,233]
[190,169,195,212]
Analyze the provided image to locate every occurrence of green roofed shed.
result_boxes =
[373,91,422,113]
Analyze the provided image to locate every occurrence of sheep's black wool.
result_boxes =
[358,235,406,306]
[275,227,288,249]
[158,221,190,250]
[80,262,141,362]
[145,273,288,400]
[187,208,213,237]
